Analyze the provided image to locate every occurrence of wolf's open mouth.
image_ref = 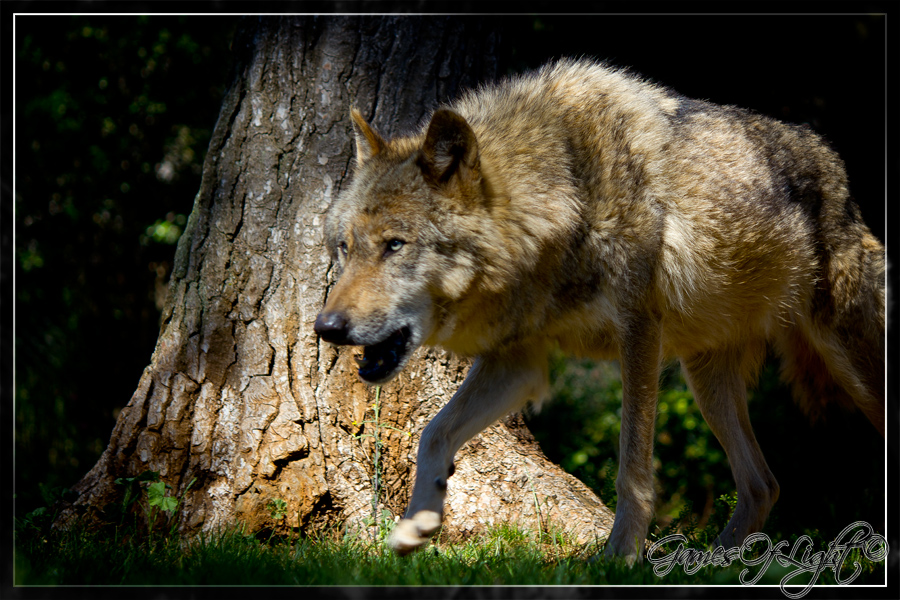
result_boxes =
[354,327,411,383]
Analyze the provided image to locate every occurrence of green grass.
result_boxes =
[14,518,887,588]
[14,472,887,588]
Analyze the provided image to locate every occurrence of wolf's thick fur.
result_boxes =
[315,59,885,563]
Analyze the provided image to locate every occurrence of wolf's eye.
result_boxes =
[338,242,348,257]
[385,239,405,254]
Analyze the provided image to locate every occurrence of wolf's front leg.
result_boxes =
[602,316,662,565]
[388,346,549,555]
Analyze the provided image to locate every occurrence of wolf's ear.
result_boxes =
[350,108,386,165]
[419,108,480,186]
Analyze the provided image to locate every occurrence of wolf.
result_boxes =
[314,58,885,563]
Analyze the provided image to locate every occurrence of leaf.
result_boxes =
[147,481,178,514]
[158,495,178,514]
[147,481,167,506]
[116,470,160,486]
[135,470,161,482]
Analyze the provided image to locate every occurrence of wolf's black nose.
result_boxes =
[315,312,351,344]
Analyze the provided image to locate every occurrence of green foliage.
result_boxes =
[112,469,161,524]
[107,470,196,543]
[142,213,187,245]
[147,481,179,515]
[649,492,737,551]
[15,16,238,513]
[359,509,397,544]
[267,498,288,521]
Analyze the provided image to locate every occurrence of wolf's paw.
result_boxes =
[596,546,641,567]
[597,538,643,566]
[387,510,442,556]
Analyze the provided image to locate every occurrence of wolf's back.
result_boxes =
[452,58,884,421]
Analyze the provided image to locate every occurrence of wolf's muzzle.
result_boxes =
[354,326,411,383]
[314,312,351,344]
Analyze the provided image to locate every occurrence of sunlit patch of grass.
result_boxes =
[15,505,886,588]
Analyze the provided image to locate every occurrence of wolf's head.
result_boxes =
[315,108,489,384]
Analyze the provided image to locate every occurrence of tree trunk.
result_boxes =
[57,16,614,545]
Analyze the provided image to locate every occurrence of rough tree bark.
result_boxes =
[57,16,614,545]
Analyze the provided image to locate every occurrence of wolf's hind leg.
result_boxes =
[388,345,549,555]
[681,344,779,549]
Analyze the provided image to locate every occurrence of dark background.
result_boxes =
[13,13,893,543]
